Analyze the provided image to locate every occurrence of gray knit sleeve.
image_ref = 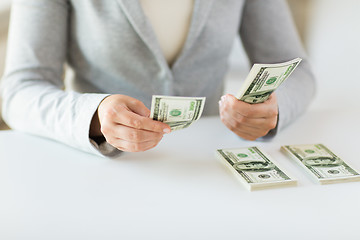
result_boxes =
[0,0,114,156]
[239,0,316,133]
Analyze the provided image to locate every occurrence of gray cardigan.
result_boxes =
[0,0,316,156]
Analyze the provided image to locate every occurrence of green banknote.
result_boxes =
[216,147,296,191]
[237,58,302,103]
[150,95,206,131]
[281,144,360,184]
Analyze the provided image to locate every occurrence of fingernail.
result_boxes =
[163,128,171,134]
[218,100,222,107]
[221,95,226,102]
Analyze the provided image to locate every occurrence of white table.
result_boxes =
[1,99,360,239]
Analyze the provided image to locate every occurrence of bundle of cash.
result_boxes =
[281,144,360,184]
[216,147,297,191]
[237,58,302,103]
[150,95,206,131]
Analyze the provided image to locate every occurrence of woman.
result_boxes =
[0,0,316,156]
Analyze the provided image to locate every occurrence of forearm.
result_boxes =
[240,0,316,131]
[1,73,109,153]
[1,0,116,156]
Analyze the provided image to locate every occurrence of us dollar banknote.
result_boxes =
[281,144,360,184]
[150,95,206,131]
[237,58,302,103]
[216,147,296,191]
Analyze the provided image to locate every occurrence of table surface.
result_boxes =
[1,89,360,239]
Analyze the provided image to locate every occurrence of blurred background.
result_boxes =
[0,0,359,130]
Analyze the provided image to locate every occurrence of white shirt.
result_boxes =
[140,0,194,66]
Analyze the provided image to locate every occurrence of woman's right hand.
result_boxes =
[91,94,171,152]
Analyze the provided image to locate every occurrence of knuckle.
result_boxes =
[269,108,278,117]
[100,122,112,135]
[219,106,225,115]
[228,99,236,109]
[129,131,141,142]
[265,118,277,130]
[105,137,116,147]
[245,135,257,141]
[227,123,236,132]
[240,107,252,117]
[129,118,142,129]
[224,99,236,110]
[124,142,141,152]
[131,99,142,107]
[260,130,269,137]
[269,119,278,129]
[153,122,164,133]
[132,143,142,152]
[237,132,257,141]
[155,133,164,141]
[246,109,256,117]
[236,115,246,124]
[221,103,229,112]
[232,119,243,129]
[144,141,158,151]
[220,114,225,122]
[104,107,116,118]
[233,121,242,129]
[220,109,229,119]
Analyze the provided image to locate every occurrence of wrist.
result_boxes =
[90,109,103,137]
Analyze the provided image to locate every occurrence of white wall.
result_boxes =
[227,0,360,111]
[306,0,360,110]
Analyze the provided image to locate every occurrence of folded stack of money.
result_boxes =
[237,58,302,103]
[281,144,360,184]
[150,95,206,131]
[216,147,297,191]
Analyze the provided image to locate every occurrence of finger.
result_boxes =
[233,130,261,141]
[109,138,161,152]
[220,115,260,140]
[220,99,277,128]
[109,105,171,134]
[111,125,164,143]
[220,104,278,130]
[221,94,278,118]
[123,96,151,117]
[220,104,263,129]
[221,115,270,137]
[220,114,270,140]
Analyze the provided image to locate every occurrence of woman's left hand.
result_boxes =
[219,93,278,140]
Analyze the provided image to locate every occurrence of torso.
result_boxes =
[140,0,194,66]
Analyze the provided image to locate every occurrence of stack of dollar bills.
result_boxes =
[237,57,302,103]
[216,144,360,191]
[150,95,206,131]
[216,147,297,191]
[281,144,360,184]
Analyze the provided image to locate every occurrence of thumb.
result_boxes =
[125,97,151,117]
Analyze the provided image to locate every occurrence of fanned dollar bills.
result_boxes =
[281,144,360,184]
[150,95,206,131]
[216,147,297,191]
[237,58,302,103]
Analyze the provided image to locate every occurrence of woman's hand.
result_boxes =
[91,94,171,152]
[219,93,278,140]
